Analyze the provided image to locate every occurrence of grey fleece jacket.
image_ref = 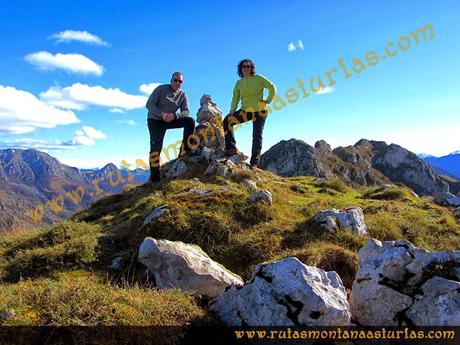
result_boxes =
[146,84,190,120]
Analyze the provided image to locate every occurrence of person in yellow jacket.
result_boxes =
[223,58,276,169]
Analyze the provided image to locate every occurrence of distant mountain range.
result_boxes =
[0,149,148,232]
[420,152,460,180]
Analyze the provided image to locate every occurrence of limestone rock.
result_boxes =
[350,239,460,326]
[243,179,257,190]
[248,190,272,204]
[195,94,225,154]
[435,192,460,207]
[164,159,187,179]
[109,257,122,270]
[0,309,16,321]
[138,237,243,299]
[141,205,166,227]
[260,139,448,196]
[209,257,351,326]
[204,159,236,177]
[313,207,367,236]
[188,186,212,195]
[406,277,460,325]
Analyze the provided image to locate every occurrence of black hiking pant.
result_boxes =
[223,109,267,165]
[147,117,195,181]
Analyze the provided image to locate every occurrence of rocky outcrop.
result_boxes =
[141,205,167,227]
[435,192,460,207]
[313,207,367,236]
[209,257,350,326]
[248,190,272,204]
[370,142,448,196]
[138,237,243,299]
[259,139,325,177]
[350,239,460,326]
[260,139,449,196]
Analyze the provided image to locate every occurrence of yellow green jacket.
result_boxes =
[230,74,276,113]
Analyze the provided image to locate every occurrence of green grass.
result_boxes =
[0,271,203,326]
[1,163,459,326]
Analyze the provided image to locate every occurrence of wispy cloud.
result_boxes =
[110,108,125,113]
[0,138,77,151]
[40,83,147,111]
[287,40,304,52]
[25,51,104,76]
[297,40,304,50]
[115,119,137,125]
[316,86,334,95]
[49,30,109,46]
[0,126,107,151]
[0,85,79,135]
[139,83,161,96]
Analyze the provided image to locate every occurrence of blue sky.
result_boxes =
[0,0,459,168]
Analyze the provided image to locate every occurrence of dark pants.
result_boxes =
[147,117,196,181]
[223,109,267,165]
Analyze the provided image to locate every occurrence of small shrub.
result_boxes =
[233,202,273,227]
[363,186,408,201]
[316,178,348,193]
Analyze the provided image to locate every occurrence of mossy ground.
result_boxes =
[1,163,459,326]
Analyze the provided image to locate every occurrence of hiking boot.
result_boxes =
[250,164,260,171]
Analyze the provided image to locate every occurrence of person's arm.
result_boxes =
[146,86,163,116]
[258,75,276,104]
[229,82,240,114]
[175,92,190,119]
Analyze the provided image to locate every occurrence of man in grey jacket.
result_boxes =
[146,72,196,183]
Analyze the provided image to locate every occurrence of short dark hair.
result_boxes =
[171,71,183,79]
[237,59,255,78]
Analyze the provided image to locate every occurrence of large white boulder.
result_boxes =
[138,237,243,299]
[209,257,350,326]
[350,239,460,326]
[313,207,367,236]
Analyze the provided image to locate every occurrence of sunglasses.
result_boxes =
[242,65,251,68]
[173,78,183,83]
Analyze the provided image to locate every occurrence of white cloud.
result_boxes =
[139,83,161,96]
[297,40,304,50]
[71,126,107,146]
[115,119,137,125]
[40,83,147,111]
[0,85,79,135]
[25,51,104,76]
[288,40,304,52]
[316,86,334,95]
[0,138,77,151]
[0,126,107,151]
[49,30,109,46]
